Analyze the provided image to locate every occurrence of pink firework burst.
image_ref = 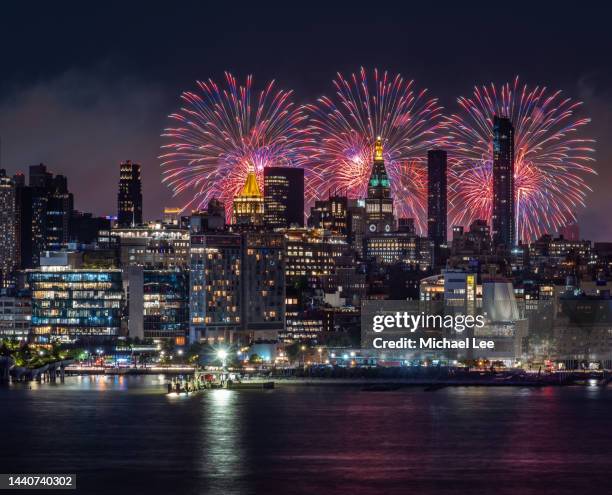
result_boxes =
[307,68,444,232]
[446,77,596,242]
[160,72,317,220]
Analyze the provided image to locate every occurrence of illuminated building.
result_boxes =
[283,228,349,289]
[103,222,190,268]
[28,254,123,343]
[491,116,515,249]
[0,170,16,287]
[45,174,74,250]
[16,184,49,268]
[282,228,351,342]
[529,235,593,278]
[443,269,477,308]
[264,167,304,228]
[365,232,431,269]
[427,150,447,264]
[308,193,348,234]
[0,293,31,341]
[189,231,286,344]
[365,137,395,234]
[126,267,189,343]
[280,308,324,343]
[117,160,143,227]
[189,233,242,343]
[243,232,285,338]
[162,207,182,226]
[233,170,264,229]
[419,273,445,301]
[14,165,72,268]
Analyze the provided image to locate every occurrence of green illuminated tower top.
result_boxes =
[366,136,394,233]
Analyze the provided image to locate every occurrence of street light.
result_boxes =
[217,349,228,369]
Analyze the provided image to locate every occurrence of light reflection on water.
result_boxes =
[1,376,612,495]
[200,389,244,493]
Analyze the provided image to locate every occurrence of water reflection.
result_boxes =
[200,389,245,494]
[2,378,612,495]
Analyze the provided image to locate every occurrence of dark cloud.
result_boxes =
[0,65,173,219]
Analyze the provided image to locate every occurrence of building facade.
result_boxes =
[0,294,31,341]
[0,170,16,287]
[233,171,264,229]
[189,233,243,343]
[104,223,190,268]
[126,266,189,344]
[427,150,447,258]
[491,116,515,249]
[264,167,304,228]
[117,161,143,227]
[29,266,123,343]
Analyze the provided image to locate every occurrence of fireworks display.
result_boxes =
[161,71,596,241]
[306,68,444,231]
[446,77,596,242]
[160,72,315,219]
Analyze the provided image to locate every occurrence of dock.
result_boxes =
[166,370,274,395]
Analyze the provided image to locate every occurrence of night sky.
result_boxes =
[1,2,611,240]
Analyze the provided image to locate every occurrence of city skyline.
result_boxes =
[3,6,612,495]
[0,93,601,240]
[0,3,611,240]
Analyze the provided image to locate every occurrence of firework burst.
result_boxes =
[446,77,596,242]
[160,72,316,219]
[307,68,444,231]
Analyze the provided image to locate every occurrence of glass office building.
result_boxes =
[29,268,123,343]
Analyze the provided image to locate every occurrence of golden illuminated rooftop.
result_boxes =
[374,136,383,161]
[238,171,262,198]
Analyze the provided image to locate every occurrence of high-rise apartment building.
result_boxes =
[0,170,16,287]
[117,161,143,227]
[492,116,515,249]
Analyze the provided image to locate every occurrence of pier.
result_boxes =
[6,359,74,383]
[166,370,274,395]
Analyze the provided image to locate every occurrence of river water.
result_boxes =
[1,375,611,495]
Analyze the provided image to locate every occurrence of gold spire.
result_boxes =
[374,136,383,161]
[239,170,262,198]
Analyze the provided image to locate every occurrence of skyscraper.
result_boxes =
[189,233,243,343]
[491,116,515,249]
[365,137,394,234]
[117,161,143,227]
[233,170,264,229]
[0,170,16,287]
[427,150,447,246]
[46,174,74,250]
[263,167,305,228]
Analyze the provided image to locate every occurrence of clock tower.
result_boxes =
[366,137,395,233]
